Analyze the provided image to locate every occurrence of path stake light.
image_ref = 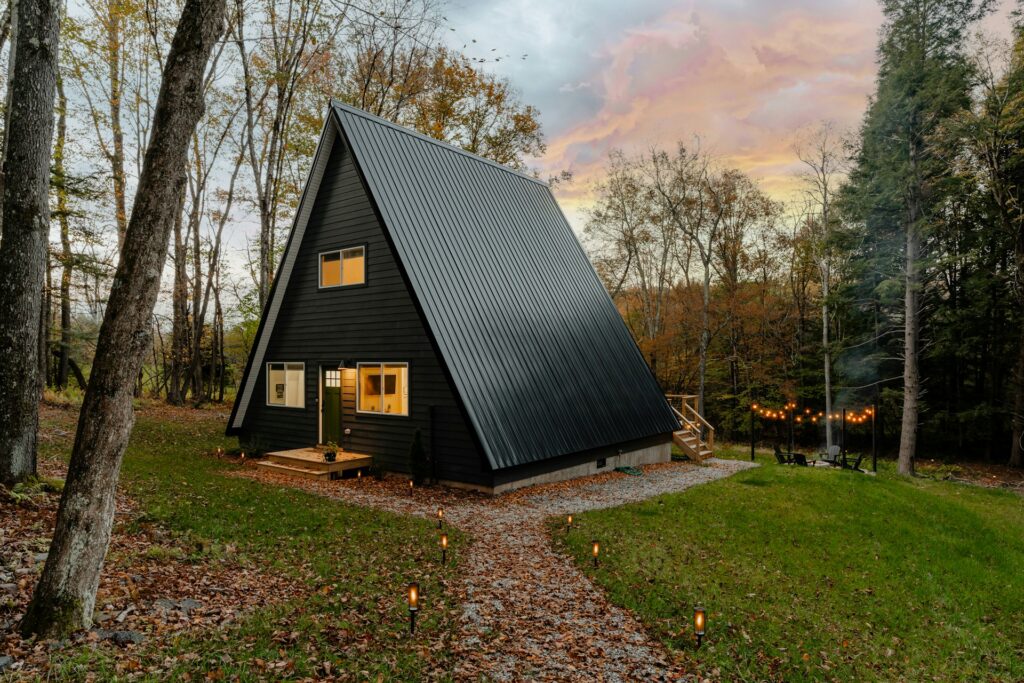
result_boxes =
[592,540,600,568]
[440,532,448,565]
[357,469,362,480]
[407,582,419,634]
[437,507,444,528]
[408,479,414,496]
[693,606,706,648]
[567,514,573,532]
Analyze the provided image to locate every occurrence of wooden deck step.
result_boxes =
[265,448,373,474]
[255,460,331,479]
[673,430,713,462]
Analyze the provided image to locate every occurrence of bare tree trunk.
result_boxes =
[20,0,226,637]
[55,73,73,390]
[0,2,11,56]
[0,0,60,486]
[698,259,710,417]
[186,153,240,402]
[1010,284,1024,468]
[167,194,189,405]
[40,248,51,387]
[898,207,920,476]
[215,266,225,402]
[105,0,128,251]
[822,265,834,451]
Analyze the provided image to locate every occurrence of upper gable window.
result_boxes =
[320,246,365,288]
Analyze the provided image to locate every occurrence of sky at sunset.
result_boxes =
[444,0,1016,229]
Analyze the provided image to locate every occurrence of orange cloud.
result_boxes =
[538,3,884,227]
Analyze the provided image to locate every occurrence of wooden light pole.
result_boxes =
[841,408,847,469]
[750,403,757,461]
[871,404,877,472]
[789,404,796,454]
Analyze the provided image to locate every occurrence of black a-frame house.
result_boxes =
[227,102,680,492]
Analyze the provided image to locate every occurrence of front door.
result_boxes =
[321,367,342,444]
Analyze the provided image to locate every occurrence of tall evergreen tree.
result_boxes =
[958,27,1024,466]
[844,0,994,475]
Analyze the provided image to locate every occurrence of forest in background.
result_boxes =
[18,0,546,406]
[586,2,1024,466]
[7,0,1021,643]
[1,0,1021,467]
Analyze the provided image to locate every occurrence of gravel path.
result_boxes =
[238,458,757,681]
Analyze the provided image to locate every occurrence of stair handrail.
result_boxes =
[665,394,715,453]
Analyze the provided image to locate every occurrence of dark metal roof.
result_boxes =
[331,102,679,470]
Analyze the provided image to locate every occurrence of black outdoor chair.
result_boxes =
[842,451,866,471]
[816,446,866,471]
[818,445,841,466]
[774,444,808,467]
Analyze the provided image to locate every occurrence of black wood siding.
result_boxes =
[239,139,490,486]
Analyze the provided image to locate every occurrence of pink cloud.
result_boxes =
[541,3,885,223]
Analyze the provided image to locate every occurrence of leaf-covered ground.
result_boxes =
[2,402,459,681]
[237,455,757,681]
[552,446,1024,682]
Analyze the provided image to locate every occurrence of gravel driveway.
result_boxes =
[240,457,757,681]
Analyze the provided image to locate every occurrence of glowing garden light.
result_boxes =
[567,514,573,532]
[693,606,706,648]
[407,582,419,634]
[440,532,448,565]
[437,507,444,529]
[592,540,600,568]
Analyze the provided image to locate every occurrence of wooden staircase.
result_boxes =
[666,394,715,462]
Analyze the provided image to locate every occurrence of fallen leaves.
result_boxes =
[238,459,754,681]
[0,459,304,680]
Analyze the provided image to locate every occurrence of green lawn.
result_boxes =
[551,447,1024,682]
[33,404,458,681]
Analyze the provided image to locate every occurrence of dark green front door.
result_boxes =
[322,368,342,444]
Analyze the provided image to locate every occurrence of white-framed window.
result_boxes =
[267,362,305,408]
[357,362,409,416]
[319,246,366,288]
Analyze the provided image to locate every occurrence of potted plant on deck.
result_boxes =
[322,442,339,463]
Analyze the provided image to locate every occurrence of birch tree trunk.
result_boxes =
[20,0,226,637]
[0,0,60,486]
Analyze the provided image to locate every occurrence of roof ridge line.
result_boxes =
[329,99,549,187]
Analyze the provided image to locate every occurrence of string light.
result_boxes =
[750,403,877,423]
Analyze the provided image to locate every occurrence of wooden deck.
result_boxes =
[255,448,373,480]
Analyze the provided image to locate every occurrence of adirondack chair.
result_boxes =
[818,445,841,466]
[842,451,866,471]
[774,444,809,467]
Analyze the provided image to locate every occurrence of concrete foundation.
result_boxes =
[453,440,672,495]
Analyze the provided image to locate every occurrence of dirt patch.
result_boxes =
[0,460,303,679]
[917,458,1024,493]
